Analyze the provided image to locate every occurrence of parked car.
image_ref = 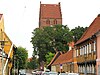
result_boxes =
[19,69,26,75]
[68,73,79,75]
[41,72,49,75]
[33,71,43,75]
[49,71,58,75]
[59,73,68,75]
[32,71,36,75]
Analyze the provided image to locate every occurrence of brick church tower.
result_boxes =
[39,2,62,28]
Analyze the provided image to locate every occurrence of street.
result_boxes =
[26,73,32,75]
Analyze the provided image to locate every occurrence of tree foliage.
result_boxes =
[27,56,39,69]
[15,46,28,69]
[31,25,72,63]
[45,52,55,65]
[71,26,88,42]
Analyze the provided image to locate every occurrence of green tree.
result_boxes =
[16,46,28,69]
[27,56,39,69]
[71,26,87,42]
[45,52,55,65]
[31,25,72,63]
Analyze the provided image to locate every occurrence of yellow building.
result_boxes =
[0,14,17,75]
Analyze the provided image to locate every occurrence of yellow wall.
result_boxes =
[3,32,13,59]
[0,14,15,74]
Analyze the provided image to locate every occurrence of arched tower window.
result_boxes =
[54,19,57,25]
[46,19,50,24]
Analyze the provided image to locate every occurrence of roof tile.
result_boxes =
[40,3,62,19]
[52,50,73,65]
[76,15,100,45]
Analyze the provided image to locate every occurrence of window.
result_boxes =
[80,47,83,55]
[83,66,85,73]
[87,44,88,54]
[76,49,78,56]
[85,45,87,54]
[78,66,80,72]
[54,19,57,24]
[90,65,92,73]
[83,46,85,55]
[46,19,50,24]
[80,47,81,55]
[82,47,84,55]
[94,41,96,52]
[80,66,82,73]
[87,65,89,73]
[89,43,91,53]
[92,64,94,73]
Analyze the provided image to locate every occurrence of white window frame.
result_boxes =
[87,65,89,73]
[83,66,85,73]
[87,44,88,54]
[89,43,91,53]
[81,47,83,55]
[94,41,96,52]
[90,65,92,73]
[92,64,94,73]
[85,45,87,54]
[83,46,84,54]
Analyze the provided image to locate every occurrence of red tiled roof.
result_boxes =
[76,14,100,45]
[40,2,62,19]
[52,50,73,65]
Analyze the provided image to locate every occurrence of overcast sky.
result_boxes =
[0,0,100,58]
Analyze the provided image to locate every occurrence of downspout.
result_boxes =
[3,44,13,74]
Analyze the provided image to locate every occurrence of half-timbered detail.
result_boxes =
[75,14,100,75]
[0,14,17,75]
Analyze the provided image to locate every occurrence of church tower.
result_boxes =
[39,2,62,28]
